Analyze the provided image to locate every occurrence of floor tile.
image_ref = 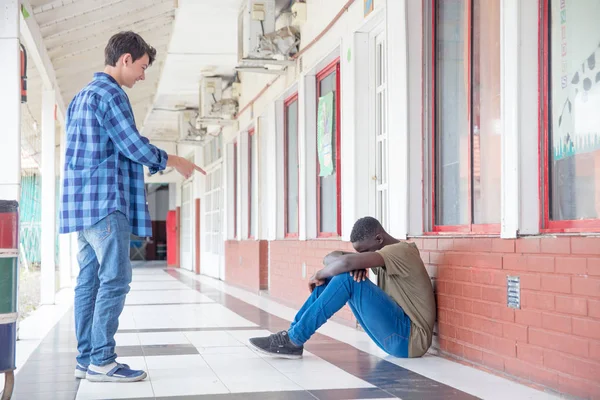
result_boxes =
[145,354,208,370]
[149,367,229,397]
[115,333,141,346]
[185,330,247,347]
[76,379,154,400]
[138,331,190,346]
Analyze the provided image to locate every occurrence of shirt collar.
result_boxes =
[94,72,120,86]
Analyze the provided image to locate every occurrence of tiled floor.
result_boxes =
[5,262,562,400]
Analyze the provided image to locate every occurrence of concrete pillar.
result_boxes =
[0,0,21,395]
[58,126,72,288]
[40,88,56,305]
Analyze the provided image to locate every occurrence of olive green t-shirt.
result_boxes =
[375,242,436,357]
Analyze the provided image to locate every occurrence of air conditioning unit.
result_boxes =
[199,77,223,119]
[178,111,207,146]
[238,0,276,61]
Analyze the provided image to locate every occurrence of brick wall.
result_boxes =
[225,240,268,293]
[269,240,357,326]
[419,236,600,399]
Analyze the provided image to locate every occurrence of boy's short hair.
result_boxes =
[105,31,156,67]
[350,217,382,243]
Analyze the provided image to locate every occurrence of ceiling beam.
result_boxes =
[20,0,67,122]
[42,2,173,43]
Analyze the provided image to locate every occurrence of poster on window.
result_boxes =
[550,0,600,160]
[317,92,334,177]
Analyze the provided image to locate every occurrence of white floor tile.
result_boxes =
[138,331,190,346]
[76,379,154,399]
[129,281,191,291]
[185,331,247,348]
[198,346,261,357]
[125,290,213,305]
[217,371,302,393]
[114,333,140,347]
[149,367,229,397]
[145,354,208,370]
[130,275,175,282]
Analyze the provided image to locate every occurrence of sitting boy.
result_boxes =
[249,216,436,359]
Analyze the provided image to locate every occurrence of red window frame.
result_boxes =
[248,128,255,239]
[316,58,342,238]
[429,0,500,235]
[284,93,300,238]
[539,0,600,233]
[233,140,238,239]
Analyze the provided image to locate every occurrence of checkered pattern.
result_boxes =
[59,72,167,237]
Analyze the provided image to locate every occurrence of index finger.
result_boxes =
[195,164,207,176]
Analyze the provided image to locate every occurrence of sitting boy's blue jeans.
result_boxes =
[288,272,411,358]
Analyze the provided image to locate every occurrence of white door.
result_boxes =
[202,164,224,279]
[180,182,193,271]
[374,30,389,230]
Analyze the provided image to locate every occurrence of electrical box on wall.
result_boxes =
[291,2,307,25]
[238,0,276,61]
[199,77,223,118]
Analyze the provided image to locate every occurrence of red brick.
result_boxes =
[454,268,471,282]
[573,356,600,383]
[573,276,600,298]
[452,238,472,250]
[492,238,515,253]
[446,339,464,357]
[541,274,571,294]
[504,358,559,388]
[589,257,600,276]
[503,323,528,341]
[516,238,541,254]
[420,251,431,264]
[456,327,473,344]
[573,317,600,340]
[437,294,454,310]
[410,238,424,249]
[463,345,483,363]
[462,284,482,299]
[437,266,454,280]
[591,340,600,362]
[422,239,437,251]
[470,238,493,252]
[482,351,505,371]
[542,312,572,333]
[540,237,571,254]
[556,296,588,316]
[470,253,503,269]
[437,238,454,251]
[472,270,492,284]
[558,374,600,400]
[455,298,473,313]
[448,282,463,296]
[522,291,555,311]
[473,301,515,322]
[473,332,516,357]
[571,237,600,255]
[543,349,575,375]
[517,343,543,364]
[526,256,556,273]
[446,310,463,326]
[555,257,587,275]
[482,286,505,304]
[529,328,589,357]
[438,322,457,339]
[589,299,600,318]
[464,314,503,337]
[519,274,542,290]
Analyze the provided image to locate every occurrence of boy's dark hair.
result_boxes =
[105,31,156,67]
[350,217,382,243]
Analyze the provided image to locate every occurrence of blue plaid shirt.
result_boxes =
[59,72,167,237]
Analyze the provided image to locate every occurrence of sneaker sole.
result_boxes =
[86,371,147,382]
[248,340,303,360]
[74,370,87,379]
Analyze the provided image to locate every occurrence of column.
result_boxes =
[40,88,56,304]
[0,0,21,394]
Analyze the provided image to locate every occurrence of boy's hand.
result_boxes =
[350,269,368,282]
[168,154,207,178]
[308,272,326,293]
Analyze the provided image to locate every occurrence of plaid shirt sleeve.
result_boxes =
[102,93,168,174]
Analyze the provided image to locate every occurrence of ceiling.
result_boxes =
[20,0,292,165]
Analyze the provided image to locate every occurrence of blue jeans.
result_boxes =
[74,211,132,367]
[288,273,411,358]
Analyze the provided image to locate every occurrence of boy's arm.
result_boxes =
[316,252,384,280]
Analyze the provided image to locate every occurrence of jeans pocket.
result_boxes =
[87,214,112,243]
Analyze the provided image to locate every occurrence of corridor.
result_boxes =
[8,262,559,400]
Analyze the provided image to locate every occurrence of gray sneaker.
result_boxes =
[248,331,304,359]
